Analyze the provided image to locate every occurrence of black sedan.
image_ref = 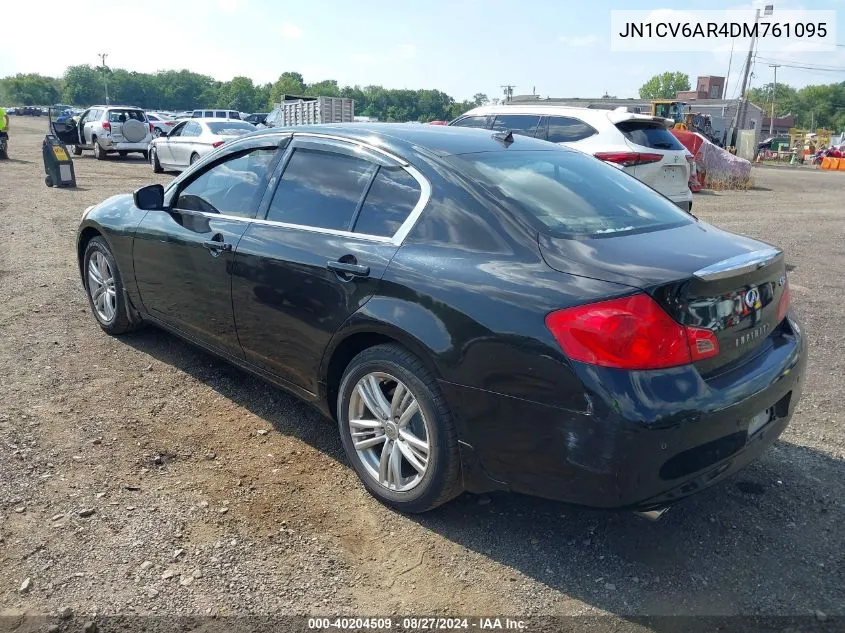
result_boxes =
[74,124,806,514]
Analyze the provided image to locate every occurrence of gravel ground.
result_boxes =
[1,117,843,629]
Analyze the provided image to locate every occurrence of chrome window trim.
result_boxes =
[693,248,783,281]
[166,131,431,246]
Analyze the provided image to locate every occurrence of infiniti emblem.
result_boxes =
[744,288,760,309]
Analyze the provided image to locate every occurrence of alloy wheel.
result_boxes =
[87,251,117,323]
[347,372,431,492]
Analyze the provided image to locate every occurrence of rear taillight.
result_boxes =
[102,121,111,131]
[777,279,791,323]
[594,152,663,167]
[165,121,176,126]
[211,141,225,148]
[545,293,719,370]
[149,122,155,133]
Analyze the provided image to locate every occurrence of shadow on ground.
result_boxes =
[123,326,844,621]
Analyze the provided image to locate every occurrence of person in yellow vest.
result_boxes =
[0,105,8,133]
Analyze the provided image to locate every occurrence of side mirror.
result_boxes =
[134,184,165,210]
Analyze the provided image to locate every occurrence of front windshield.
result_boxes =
[452,150,694,237]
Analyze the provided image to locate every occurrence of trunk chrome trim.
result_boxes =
[693,248,783,281]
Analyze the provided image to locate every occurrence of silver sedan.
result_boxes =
[149,118,256,172]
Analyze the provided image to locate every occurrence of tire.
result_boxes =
[118,151,128,158]
[82,237,138,335]
[150,147,163,173]
[93,137,105,160]
[189,152,199,165]
[45,176,53,187]
[72,145,82,156]
[337,344,462,513]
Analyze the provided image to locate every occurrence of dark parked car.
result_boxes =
[71,124,806,514]
[244,112,268,126]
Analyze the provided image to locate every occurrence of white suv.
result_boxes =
[451,105,693,211]
[70,106,153,160]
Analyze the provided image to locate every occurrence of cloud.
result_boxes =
[399,44,417,60]
[280,22,303,39]
[558,35,600,47]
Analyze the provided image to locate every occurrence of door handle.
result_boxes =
[327,260,370,277]
[203,239,232,253]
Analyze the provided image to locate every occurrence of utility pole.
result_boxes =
[98,53,110,105]
[768,64,780,135]
[500,85,516,103]
[730,4,773,146]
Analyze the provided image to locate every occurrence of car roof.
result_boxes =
[461,104,673,128]
[250,123,569,157]
[192,117,248,123]
[89,105,145,111]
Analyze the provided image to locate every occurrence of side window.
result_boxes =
[204,111,215,118]
[216,112,227,118]
[491,114,542,137]
[266,148,376,231]
[168,121,187,137]
[354,167,422,237]
[229,111,240,119]
[547,116,597,143]
[182,122,202,137]
[174,148,279,217]
[451,115,491,129]
[192,111,201,118]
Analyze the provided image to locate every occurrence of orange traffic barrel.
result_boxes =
[830,158,840,170]
[821,156,832,169]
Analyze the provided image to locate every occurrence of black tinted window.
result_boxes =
[454,150,693,237]
[451,116,490,129]
[354,167,421,237]
[267,149,376,230]
[108,109,145,123]
[491,114,541,137]
[616,121,685,150]
[175,148,278,217]
[547,116,597,143]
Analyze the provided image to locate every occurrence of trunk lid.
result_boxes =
[539,222,788,371]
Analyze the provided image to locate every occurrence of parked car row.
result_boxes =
[53,105,263,164]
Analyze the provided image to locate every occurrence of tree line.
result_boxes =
[0,65,489,122]
[747,82,845,133]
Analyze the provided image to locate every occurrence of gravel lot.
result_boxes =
[1,116,843,629]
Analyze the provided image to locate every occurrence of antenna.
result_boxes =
[500,84,516,103]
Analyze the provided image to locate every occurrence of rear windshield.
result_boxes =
[207,122,255,135]
[108,110,146,123]
[616,121,685,151]
[453,150,693,237]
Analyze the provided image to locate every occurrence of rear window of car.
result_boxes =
[453,150,693,237]
[207,122,255,134]
[616,121,685,151]
[107,109,146,123]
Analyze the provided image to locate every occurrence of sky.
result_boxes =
[2,0,844,102]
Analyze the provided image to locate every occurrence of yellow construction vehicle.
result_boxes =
[651,100,688,129]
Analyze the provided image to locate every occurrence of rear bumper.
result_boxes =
[99,138,151,151]
[445,316,806,509]
[666,189,693,212]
